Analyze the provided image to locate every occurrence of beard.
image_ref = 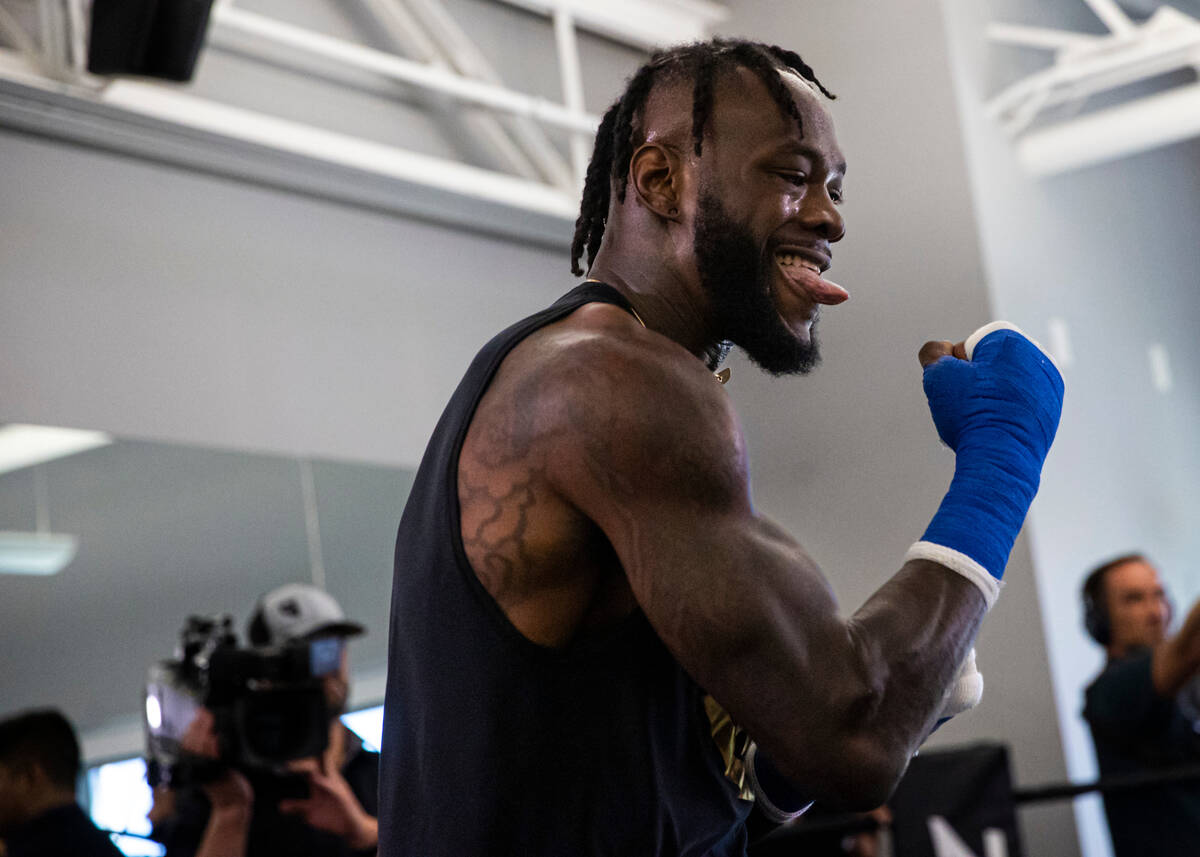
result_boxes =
[693,191,821,376]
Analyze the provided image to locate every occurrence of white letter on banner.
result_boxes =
[927,816,1010,857]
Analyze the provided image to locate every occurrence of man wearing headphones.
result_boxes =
[1082,554,1200,856]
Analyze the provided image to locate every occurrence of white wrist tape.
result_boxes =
[744,743,812,824]
[939,647,984,720]
[964,320,1060,373]
[905,541,1002,611]
[964,321,1023,361]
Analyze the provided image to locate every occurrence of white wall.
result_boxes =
[939,2,1200,855]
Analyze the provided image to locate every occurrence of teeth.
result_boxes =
[775,252,822,274]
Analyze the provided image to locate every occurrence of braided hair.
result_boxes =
[570,39,835,276]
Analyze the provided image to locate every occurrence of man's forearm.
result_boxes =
[348,813,379,852]
[196,806,250,857]
[743,555,988,810]
[1154,600,1200,695]
[847,560,988,755]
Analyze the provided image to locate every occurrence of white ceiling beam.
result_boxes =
[97,78,578,218]
[1081,0,1137,36]
[3,0,688,244]
[987,3,1200,173]
[494,0,728,52]
[1017,80,1200,175]
[987,6,1200,128]
[211,6,600,134]
[0,53,577,246]
[0,424,113,476]
[348,0,550,185]
[986,23,1103,51]
[384,0,576,189]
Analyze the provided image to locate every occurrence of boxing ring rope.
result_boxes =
[753,762,1200,855]
[94,765,1200,856]
[1011,761,1200,804]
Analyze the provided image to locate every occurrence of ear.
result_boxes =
[628,143,684,222]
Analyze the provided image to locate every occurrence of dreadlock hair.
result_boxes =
[570,39,835,276]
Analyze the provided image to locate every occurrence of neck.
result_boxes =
[587,250,718,364]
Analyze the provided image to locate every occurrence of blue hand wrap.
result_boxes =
[919,324,1064,582]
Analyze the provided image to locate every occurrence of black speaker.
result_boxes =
[88,0,216,82]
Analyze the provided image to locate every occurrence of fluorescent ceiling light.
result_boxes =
[0,531,79,575]
[0,423,113,476]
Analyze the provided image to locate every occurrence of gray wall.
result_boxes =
[0,0,1086,852]
[0,125,567,468]
[940,2,1200,855]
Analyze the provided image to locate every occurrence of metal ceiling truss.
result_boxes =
[987,0,1200,175]
[354,0,575,188]
[0,0,727,241]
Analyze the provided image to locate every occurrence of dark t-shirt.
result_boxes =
[1084,649,1200,857]
[153,728,379,857]
[3,802,124,857]
[379,283,753,856]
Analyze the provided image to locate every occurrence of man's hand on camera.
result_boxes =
[203,769,254,815]
[279,757,378,850]
[179,708,255,815]
[194,770,253,857]
[179,709,254,857]
[179,707,222,759]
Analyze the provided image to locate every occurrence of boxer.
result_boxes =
[379,38,1064,857]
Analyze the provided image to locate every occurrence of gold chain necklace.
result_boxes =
[584,280,730,385]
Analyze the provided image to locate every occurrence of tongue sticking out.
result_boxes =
[775,254,849,305]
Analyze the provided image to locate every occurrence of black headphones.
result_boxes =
[1082,572,1112,646]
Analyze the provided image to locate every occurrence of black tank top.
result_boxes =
[379,282,752,856]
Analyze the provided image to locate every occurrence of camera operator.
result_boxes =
[1081,554,1200,856]
[149,584,379,857]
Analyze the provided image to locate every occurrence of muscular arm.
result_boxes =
[539,329,986,808]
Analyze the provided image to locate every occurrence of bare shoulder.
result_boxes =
[521,302,750,507]
[457,300,748,643]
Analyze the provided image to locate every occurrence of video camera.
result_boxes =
[144,614,342,787]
